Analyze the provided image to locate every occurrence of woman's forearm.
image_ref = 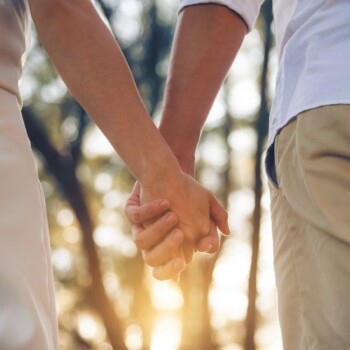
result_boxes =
[28,0,181,186]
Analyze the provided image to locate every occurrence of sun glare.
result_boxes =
[125,324,143,350]
[77,313,105,343]
[150,315,182,350]
[151,281,184,311]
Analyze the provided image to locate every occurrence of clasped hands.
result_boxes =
[125,169,230,281]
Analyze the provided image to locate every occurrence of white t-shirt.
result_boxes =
[179,0,350,148]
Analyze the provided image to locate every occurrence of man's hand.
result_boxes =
[125,182,229,280]
[141,168,229,262]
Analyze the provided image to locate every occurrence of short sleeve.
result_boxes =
[178,0,264,31]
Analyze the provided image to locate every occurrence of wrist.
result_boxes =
[138,149,183,189]
[159,124,197,176]
[173,152,195,177]
[159,103,201,150]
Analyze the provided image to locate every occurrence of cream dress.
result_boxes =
[0,1,58,349]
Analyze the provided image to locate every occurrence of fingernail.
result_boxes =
[160,200,170,209]
[173,230,183,242]
[205,244,213,253]
[166,213,177,224]
[172,274,180,283]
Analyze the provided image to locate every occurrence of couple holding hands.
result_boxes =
[0,1,243,348]
[28,1,238,280]
[4,0,350,349]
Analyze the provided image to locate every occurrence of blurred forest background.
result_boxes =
[21,0,282,349]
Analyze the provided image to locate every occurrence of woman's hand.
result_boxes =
[125,182,185,280]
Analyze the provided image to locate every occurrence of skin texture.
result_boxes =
[27,0,230,279]
[126,182,229,279]
[126,5,247,280]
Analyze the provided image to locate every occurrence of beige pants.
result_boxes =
[268,105,350,350]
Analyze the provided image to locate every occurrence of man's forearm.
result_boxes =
[28,0,181,186]
[160,5,247,172]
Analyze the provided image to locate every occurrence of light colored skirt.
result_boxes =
[0,88,58,350]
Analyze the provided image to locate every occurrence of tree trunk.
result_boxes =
[244,2,273,350]
[68,184,127,350]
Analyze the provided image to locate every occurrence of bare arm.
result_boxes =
[28,0,229,279]
[160,4,247,173]
[126,5,247,279]
[28,0,180,186]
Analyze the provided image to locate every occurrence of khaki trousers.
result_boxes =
[268,105,350,350]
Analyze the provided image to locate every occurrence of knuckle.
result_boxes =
[124,206,132,220]
[211,243,220,253]
[199,222,210,236]
[208,238,220,253]
[132,211,142,224]
[144,254,157,268]
[134,235,146,250]
[125,207,141,224]
[152,269,168,281]
[123,204,129,216]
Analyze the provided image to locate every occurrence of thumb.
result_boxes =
[196,221,220,254]
[125,182,141,207]
[209,193,230,236]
